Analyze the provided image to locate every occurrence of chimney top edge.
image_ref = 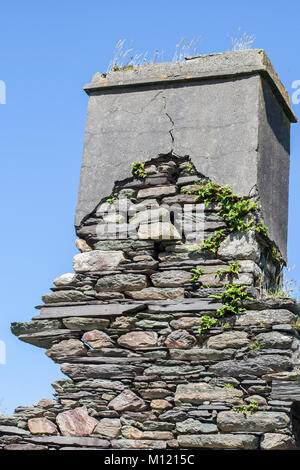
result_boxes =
[84,49,297,123]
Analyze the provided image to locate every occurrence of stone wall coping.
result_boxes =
[84,49,297,123]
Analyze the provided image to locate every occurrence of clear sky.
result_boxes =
[0,0,300,414]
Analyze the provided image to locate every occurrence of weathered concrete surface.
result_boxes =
[76,50,296,260]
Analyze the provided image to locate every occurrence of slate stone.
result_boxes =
[111,316,137,329]
[164,330,196,349]
[254,331,293,349]
[93,418,121,438]
[108,390,147,412]
[18,329,81,349]
[73,250,126,273]
[4,444,48,450]
[129,207,171,225]
[42,290,89,304]
[271,379,300,401]
[46,339,87,361]
[206,331,250,350]
[34,303,144,320]
[169,348,234,361]
[151,270,191,287]
[139,389,170,399]
[72,379,126,391]
[147,300,222,313]
[111,439,167,449]
[121,425,173,440]
[82,330,114,348]
[217,411,290,432]
[177,433,259,449]
[122,412,157,422]
[158,410,188,423]
[11,319,63,337]
[25,436,110,447]
[0,425,30,436]
[60,363,143,380]
[174,383,243,405]
[170,317,207,329]
[0,414,24,427]
[176,419,217,434]
[117,331,158,349]
[126,287,184,300]
[137,186,177,199]
[96,273,148,292]
[150,399,172,410]
[218,230,260,261]
[209,354,293,377]
[235,309,296,327]
[53,273,77,286]
[260,433,296,450]
[62,317,110,331]
[75,239,93,253]
[138,222,181,241]
[144,365,205,376]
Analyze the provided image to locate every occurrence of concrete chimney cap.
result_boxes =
[84,49,297,124]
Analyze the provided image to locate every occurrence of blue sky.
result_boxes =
[0,0,300,414]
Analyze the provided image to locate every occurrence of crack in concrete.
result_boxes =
[162,96,175,151]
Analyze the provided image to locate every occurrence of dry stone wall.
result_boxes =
[1,155,300,451]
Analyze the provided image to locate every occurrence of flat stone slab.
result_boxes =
[25,436,110,447]
[0,425,30,436]
[271,379,300,401]
[177,433,259,449]
[33,303,145,319]
[147,299,222,313]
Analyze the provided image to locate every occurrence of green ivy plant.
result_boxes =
[210,283,253,317]
[182,181,268,253]
[190,267,204,283]
[202,230,225,254]
[106,197,115,204]
[250,341,261,351]
[223,383,235,389]
[255,222,269,237]
[198,315,220,334]
[216,261,240,277]
[233,399,259,415]
[132,162,147,179]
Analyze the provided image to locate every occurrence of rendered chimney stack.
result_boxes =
[77,49,297,261]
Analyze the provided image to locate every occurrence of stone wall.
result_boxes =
[1,155,300,451]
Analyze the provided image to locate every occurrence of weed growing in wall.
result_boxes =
[132,162,147,179]
[210,283,253,317]
[182,181,269,254]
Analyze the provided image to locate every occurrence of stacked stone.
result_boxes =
[1,155,299,451]
[39,155,280,307]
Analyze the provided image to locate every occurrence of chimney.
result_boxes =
[77,49,296,261]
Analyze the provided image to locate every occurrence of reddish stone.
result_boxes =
[56,407,98,437]
[82,330,113,348]
[28,417,59,436]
